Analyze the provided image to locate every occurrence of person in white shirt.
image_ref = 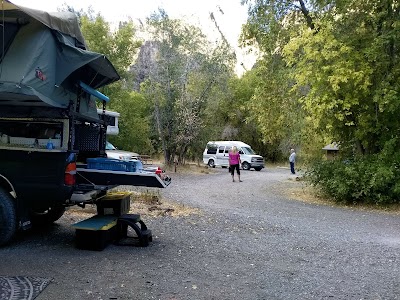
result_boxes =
[289,149,296,174]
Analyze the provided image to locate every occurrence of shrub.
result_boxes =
[306,145,400,205]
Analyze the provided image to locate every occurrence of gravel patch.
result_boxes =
[1,167,400,300]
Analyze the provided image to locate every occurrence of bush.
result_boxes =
[306,147,400,205]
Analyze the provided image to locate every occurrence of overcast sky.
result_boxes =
[12,0,256,75]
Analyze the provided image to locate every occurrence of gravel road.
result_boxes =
[1,167,400,300]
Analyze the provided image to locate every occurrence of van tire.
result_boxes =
[242,162,251,170]
[0,188,17,246]
[208,159,215,168]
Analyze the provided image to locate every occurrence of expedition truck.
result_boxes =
[0,1,169,246]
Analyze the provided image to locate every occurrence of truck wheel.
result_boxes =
[0,188,17,246]
[242,162,251,170]
[208,159,215,168]
[31,204,65,226]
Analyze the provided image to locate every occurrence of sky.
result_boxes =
[12,0,257,75]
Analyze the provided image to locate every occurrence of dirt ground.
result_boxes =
[2,166,400,300]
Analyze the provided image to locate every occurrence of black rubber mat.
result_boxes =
[0,276,51,300]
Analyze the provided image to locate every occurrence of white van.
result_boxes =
[203,141,265,171]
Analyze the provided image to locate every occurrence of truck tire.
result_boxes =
[31,204,66,226]
[208,159,215,168]
[0,188,17,246]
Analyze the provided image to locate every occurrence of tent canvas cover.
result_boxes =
[0,0,119,114]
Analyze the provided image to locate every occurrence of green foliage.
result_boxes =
[307,139,400,204]
[240,0,300,53]
[107,91,153,155]
[247,56,306,160]
[282,0,400,154]
[78,10,152,153]
[239,1,326,161]
[200,67,273,159]
[143,10,234,164]
[80,14,141,78]
[239,0,400,201]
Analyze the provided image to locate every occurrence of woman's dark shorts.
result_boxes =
[230,164,240,175]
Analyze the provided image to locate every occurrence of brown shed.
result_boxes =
[322,143,339,160]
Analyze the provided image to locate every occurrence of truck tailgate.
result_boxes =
[76,168,171,188]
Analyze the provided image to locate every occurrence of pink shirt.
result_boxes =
[229,152,240,165]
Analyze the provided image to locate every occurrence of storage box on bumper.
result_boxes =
[96,192,131,216]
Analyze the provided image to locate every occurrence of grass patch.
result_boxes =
[285,180,400,215]
[163,162,216,175]
[65,189,201,220]
[130,190,201,217]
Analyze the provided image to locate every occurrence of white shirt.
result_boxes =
[289,152,296,163]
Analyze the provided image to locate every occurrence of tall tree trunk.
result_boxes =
[154,100,168,164]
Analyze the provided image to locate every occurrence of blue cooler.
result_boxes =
[131,159,143,173]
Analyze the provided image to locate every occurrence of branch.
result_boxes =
[297,0,315,30]
[209,12,230,46]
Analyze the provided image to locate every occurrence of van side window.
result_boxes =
[239,150,244,154]
[218,146,225,153]
[207,148,217,154]
[224,148,230,154]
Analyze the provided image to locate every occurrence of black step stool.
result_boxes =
[115,214,152,247]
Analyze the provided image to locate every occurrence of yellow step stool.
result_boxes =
[72,215,118,251]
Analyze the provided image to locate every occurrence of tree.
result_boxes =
[240,0,317,53]
[239,0,316,159]
[240,0,400,203]
[80,14,141,78]
[240,0,400,156]
[283,0,400,155]
[143,10,234,164]
[107,91,153,154]
[247,57,306,161]
[76,11,151,152]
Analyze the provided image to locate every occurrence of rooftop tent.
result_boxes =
[0,1,120,108]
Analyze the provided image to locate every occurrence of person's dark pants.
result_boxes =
[230,164,240,176]
[290,162,295,174]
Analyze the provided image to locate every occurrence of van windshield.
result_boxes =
[241,147,256,155]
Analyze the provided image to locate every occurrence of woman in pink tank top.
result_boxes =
[229,146,242,182]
